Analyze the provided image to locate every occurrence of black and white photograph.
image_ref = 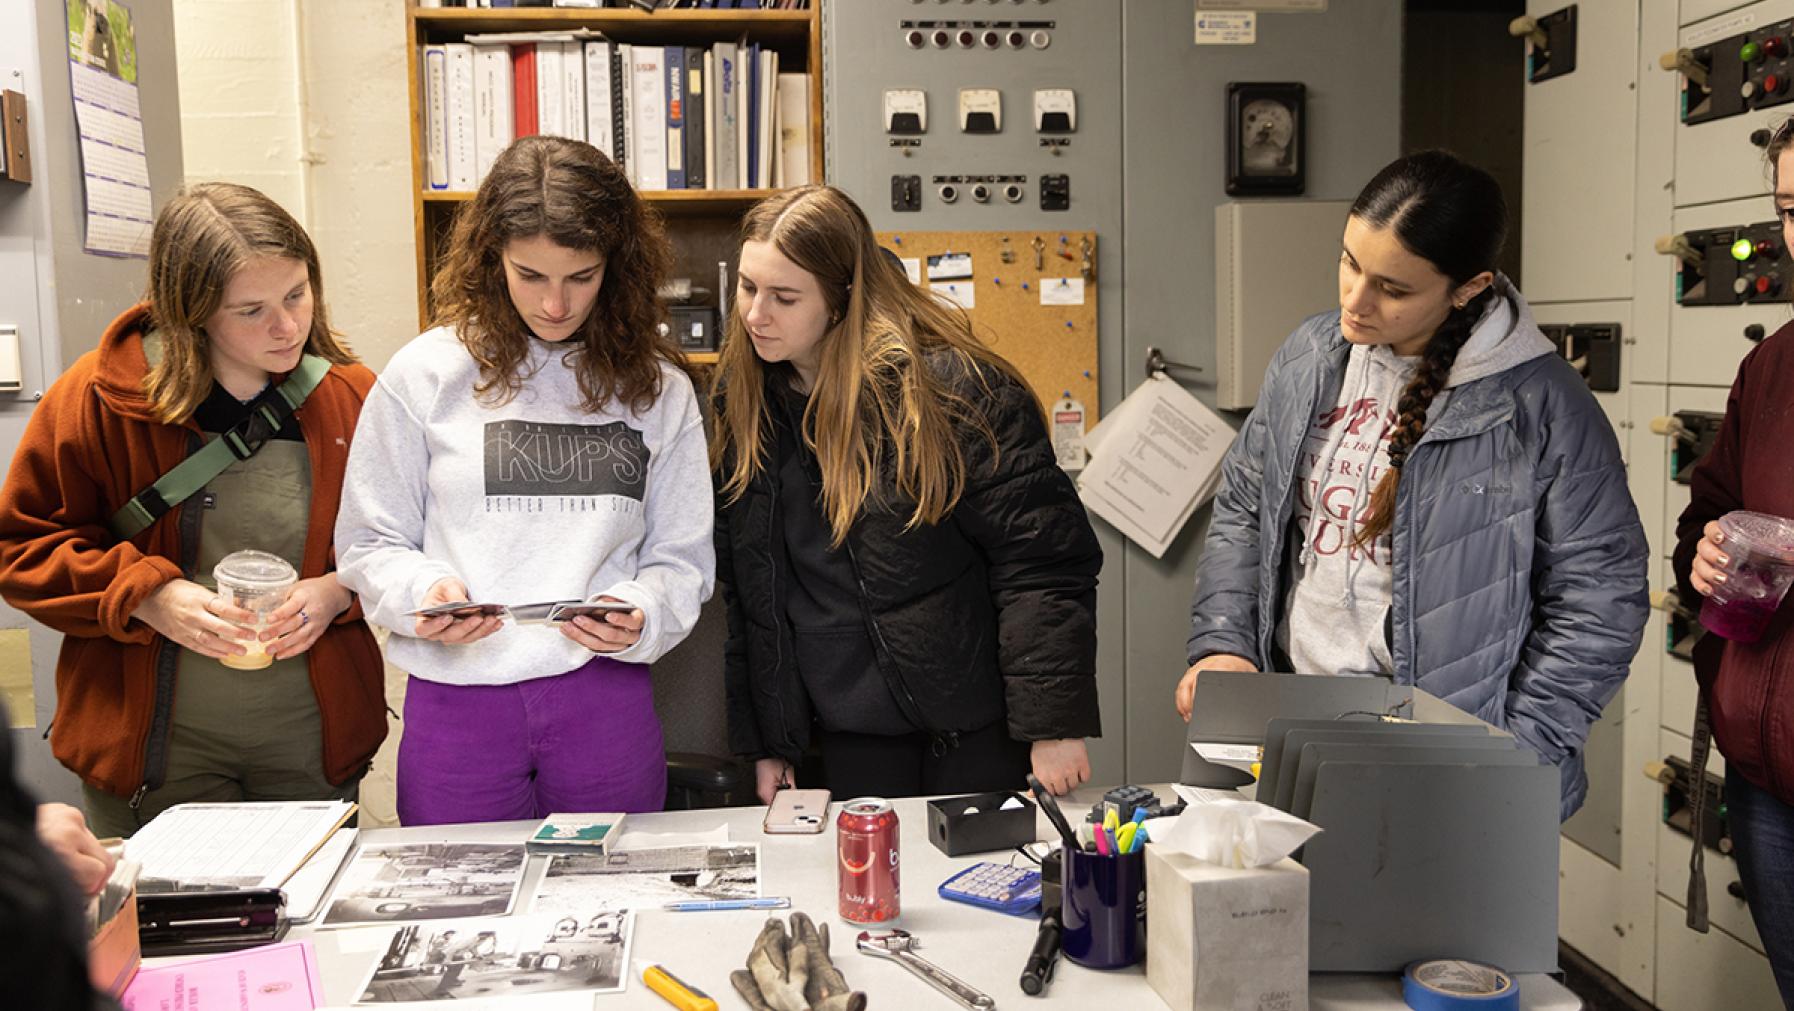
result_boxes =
[322,843,527,928]
[532,843,760,915]
[355,913,632,1004]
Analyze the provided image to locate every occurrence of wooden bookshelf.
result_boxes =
[404,3,824,337]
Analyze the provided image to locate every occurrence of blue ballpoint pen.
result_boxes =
[663,896,792,912]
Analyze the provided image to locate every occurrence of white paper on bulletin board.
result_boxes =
[931,281,975,310]
[1195,12,1256,45]
[66,0,153,258]
[1040,278,1086,306]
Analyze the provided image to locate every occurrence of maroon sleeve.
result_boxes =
[1672,348,1756,607]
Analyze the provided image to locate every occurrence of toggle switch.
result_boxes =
[1649,416,1695,443]
[1659,48,1710,89]
[1655,233,1703,266]
[1508,15,1547,49]
[891,174,921,212]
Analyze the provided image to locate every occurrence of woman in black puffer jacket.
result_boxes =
[712,185,1103,803]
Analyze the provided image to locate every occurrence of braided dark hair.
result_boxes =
[1348,151,1506,548]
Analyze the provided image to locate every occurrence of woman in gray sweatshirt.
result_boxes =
[336,137,714,825]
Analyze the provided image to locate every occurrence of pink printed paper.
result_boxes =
[122,940,328,1010]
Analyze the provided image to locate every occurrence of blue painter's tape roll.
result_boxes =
[1401,960,1521,1010]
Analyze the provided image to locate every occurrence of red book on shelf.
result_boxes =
[512,43,538,137]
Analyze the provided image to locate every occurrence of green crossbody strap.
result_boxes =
[108,354,333,541]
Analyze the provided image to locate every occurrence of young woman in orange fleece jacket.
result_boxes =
[0,183,385,837]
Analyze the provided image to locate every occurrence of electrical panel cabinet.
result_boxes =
[1664,198,1790,386]
[1664,222,1791,305]
[1667,1,1794,207]
[827,0,1121,226]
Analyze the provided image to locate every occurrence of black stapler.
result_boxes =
[136,887,287,956]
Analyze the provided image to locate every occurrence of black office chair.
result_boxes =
[654,596,751,809]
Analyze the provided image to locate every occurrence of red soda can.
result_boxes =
[837,797,900,924]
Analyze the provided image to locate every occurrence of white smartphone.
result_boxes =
[762,789,832,835]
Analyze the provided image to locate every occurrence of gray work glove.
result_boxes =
[729,913,867,1011]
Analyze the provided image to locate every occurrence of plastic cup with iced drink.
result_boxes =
[1700,511,1794,644]
[212,550,297,670]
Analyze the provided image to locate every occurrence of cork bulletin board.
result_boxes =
[875,229,1100,419]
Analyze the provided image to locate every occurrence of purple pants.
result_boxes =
[397,655,667,826]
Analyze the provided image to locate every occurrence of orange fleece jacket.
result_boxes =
[0,304,387,798]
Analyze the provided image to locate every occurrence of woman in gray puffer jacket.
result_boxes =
[1177,151,1648,820]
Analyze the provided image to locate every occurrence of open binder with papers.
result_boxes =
[125,800,360,950]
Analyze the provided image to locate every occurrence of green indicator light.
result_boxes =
[1733,238,1756,261]
[1744,41,1764,63]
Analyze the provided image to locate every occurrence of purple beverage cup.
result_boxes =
[1700,511,1794,644]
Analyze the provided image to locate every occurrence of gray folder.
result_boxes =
[1287,741,1541,821]
[1180,671,1412,787]
[1260,722,1505,813]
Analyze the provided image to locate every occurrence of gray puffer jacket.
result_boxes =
[1186,280,1649,820]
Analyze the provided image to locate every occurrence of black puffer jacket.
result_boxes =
[718,360,1103,764]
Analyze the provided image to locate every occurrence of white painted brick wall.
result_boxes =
[174,0,417,372]
[174,0,418,826]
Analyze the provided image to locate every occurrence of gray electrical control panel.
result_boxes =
[824,0,1122,232]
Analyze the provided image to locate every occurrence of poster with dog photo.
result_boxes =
[67,0,137,84]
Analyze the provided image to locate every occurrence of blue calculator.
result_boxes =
[937,862,1042,916]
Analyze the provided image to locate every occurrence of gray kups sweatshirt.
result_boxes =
[335,326,715,685]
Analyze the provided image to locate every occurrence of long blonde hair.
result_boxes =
[144,182,355,423]
[710,185,1033,546]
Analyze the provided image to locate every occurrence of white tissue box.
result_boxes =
[1146,847,1308,1011]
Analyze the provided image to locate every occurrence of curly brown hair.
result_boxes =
[429,136,680,413]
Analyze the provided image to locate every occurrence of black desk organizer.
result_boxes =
[926,790,1037,856]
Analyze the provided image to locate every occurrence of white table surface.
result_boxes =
[286,784,1582,1010]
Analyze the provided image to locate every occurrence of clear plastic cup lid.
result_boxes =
[1717,511,1794,562]
[212,549,297,590]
